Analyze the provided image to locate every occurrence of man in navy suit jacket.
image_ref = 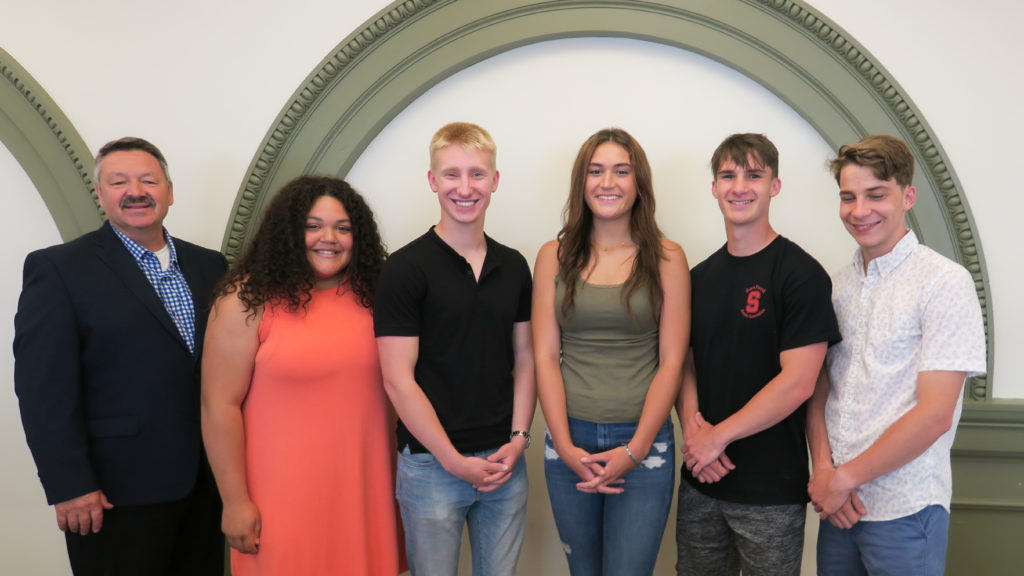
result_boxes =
[14,137,227,575]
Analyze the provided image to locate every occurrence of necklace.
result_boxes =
[593,239,635,252]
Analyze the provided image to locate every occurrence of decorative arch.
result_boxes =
[0,3,992,397]
[227,0,992,397]
[0,46,100,241]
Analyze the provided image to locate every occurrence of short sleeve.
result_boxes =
[918,265,986,376]
[373,251,426,337]
[779,249,841,352]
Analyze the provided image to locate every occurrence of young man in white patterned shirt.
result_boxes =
[807,134,986,575]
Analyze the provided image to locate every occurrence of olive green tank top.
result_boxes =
[555,276,660,423]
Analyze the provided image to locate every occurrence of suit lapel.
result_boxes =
[175,241,205,307]
[93,223,191,354]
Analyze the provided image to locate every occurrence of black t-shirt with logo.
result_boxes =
[687,235,840,505]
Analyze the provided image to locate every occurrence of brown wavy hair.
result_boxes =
[557,128,664,320]
[829,134,914,187]
[215,175,386,312]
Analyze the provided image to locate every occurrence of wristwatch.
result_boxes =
[510,430,531,448]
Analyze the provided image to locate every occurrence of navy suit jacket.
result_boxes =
[14,222,228,506]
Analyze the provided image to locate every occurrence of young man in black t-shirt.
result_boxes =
[374,122,536,576]
[675,133,840,576]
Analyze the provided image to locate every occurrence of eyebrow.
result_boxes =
[440,166,489,172]
[107,171,159,178]
[717,167,766,175]
[839,185,889,194]
[306,216,351,222]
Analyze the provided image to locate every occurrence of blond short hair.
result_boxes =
[429,122,497,170]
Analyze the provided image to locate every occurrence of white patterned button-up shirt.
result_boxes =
[825,231,986,521]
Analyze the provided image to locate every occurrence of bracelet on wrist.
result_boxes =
[510,430,531,448]
[622,443,640,465]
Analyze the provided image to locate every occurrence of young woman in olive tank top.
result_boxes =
[532,128,691,576]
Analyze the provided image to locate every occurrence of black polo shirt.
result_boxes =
[374,227,532,453]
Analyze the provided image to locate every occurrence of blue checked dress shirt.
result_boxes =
[111,225,197,354]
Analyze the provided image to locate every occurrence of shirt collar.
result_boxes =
[109,223,179,266]
[427,226,498,271]
[854,229,918,279]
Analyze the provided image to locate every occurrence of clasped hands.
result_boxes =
[680,412,867,529]
[558,444,639,495]
[447,440,525,492]
[807,465,866,529]
[680,412,735,483]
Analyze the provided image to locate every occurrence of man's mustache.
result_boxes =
[119,195,156,209]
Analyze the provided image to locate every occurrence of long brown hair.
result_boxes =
[557,128,664,320]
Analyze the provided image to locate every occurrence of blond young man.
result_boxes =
[374,122,536,576]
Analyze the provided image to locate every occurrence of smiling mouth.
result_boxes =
[596,194,620,201]
[313,249,339,256]
[729,200,753,206]
[453,199,476,207]
[852,221,879,232]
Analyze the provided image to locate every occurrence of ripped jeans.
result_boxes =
[543,417,675,576]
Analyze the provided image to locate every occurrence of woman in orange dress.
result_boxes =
[201,176,401,575]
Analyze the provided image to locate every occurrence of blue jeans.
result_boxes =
[396,446,528,576]
[544,418,675,576]
[816,505,950,576]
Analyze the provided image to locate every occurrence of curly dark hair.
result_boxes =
[215,175,387,312]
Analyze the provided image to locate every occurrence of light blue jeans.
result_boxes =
[816,504,950,576]
[396,446,528,576]
[544,418,675,576]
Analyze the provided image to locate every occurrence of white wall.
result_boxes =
[810,0,1022,395]
[0,144,65,574]
[1,1,1018,574]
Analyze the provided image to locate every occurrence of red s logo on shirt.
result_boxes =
[742,285,766,318]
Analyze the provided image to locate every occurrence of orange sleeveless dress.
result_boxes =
[231,287,400,575]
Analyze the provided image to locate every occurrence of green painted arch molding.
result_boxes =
[0,46,101,241]
[226,0,983,399]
